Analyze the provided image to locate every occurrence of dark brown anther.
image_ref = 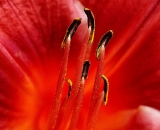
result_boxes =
[96,30,113,59]
[66,78,73,98]
[84,8,95,44]
[81,60,91,80]
[61,18,81,49]
[101,74,109,105]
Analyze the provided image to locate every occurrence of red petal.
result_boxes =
[0,0,87,129]
[79,0,160,129]
[1,0,160,129]
[126,106,160,130]
[95,106,160,130]
[80,0,160,109]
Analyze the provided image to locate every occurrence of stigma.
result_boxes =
[47,8,113,130]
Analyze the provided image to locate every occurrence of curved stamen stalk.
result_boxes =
[47,7,113,130]
[47,18,81,130]
[86,74,109,130]
[54,78,73,130]
[68,61,90,130]
[86,31,113,129]
[86,92,104,130]
[69,8,95,102]
[60,8,95,129]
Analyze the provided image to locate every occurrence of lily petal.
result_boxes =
[80,0,160,110]
[126,105,160,130]
[0,0,87,129]
[78,0,160,129]
[95,105,160,130]
[1,0,160,129]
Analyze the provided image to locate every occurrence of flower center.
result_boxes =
[47,8,113,130]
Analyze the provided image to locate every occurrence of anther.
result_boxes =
[61,18,81,49]
[96,30,113,59]
[101,74,109,106]
[84,8,95,44]
[66,78,72,98]
[81,60,91,80]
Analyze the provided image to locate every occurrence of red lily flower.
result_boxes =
[0,0,160,130]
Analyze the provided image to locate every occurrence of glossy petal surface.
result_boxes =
[0,0,160,130]
[81,0,160,110]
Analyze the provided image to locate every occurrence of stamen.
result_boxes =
[48,7,112,130]
[62,18,81,49]
[60,9,95,126]
[85,75,108,130]
[68,13,93,100]
[54,79,73,130]
[86,30,113,129]
[86,92,104,130]
[84,8,95,44]
[96,30,113,59]
[47,18,81,130]
[68,61,91,130]
[66,78,72,98]
[101,74,109,106]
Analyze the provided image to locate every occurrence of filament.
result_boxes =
[47,8,113,130]
[47,18,81,130]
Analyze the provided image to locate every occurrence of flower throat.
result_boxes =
[47,8,113,130]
